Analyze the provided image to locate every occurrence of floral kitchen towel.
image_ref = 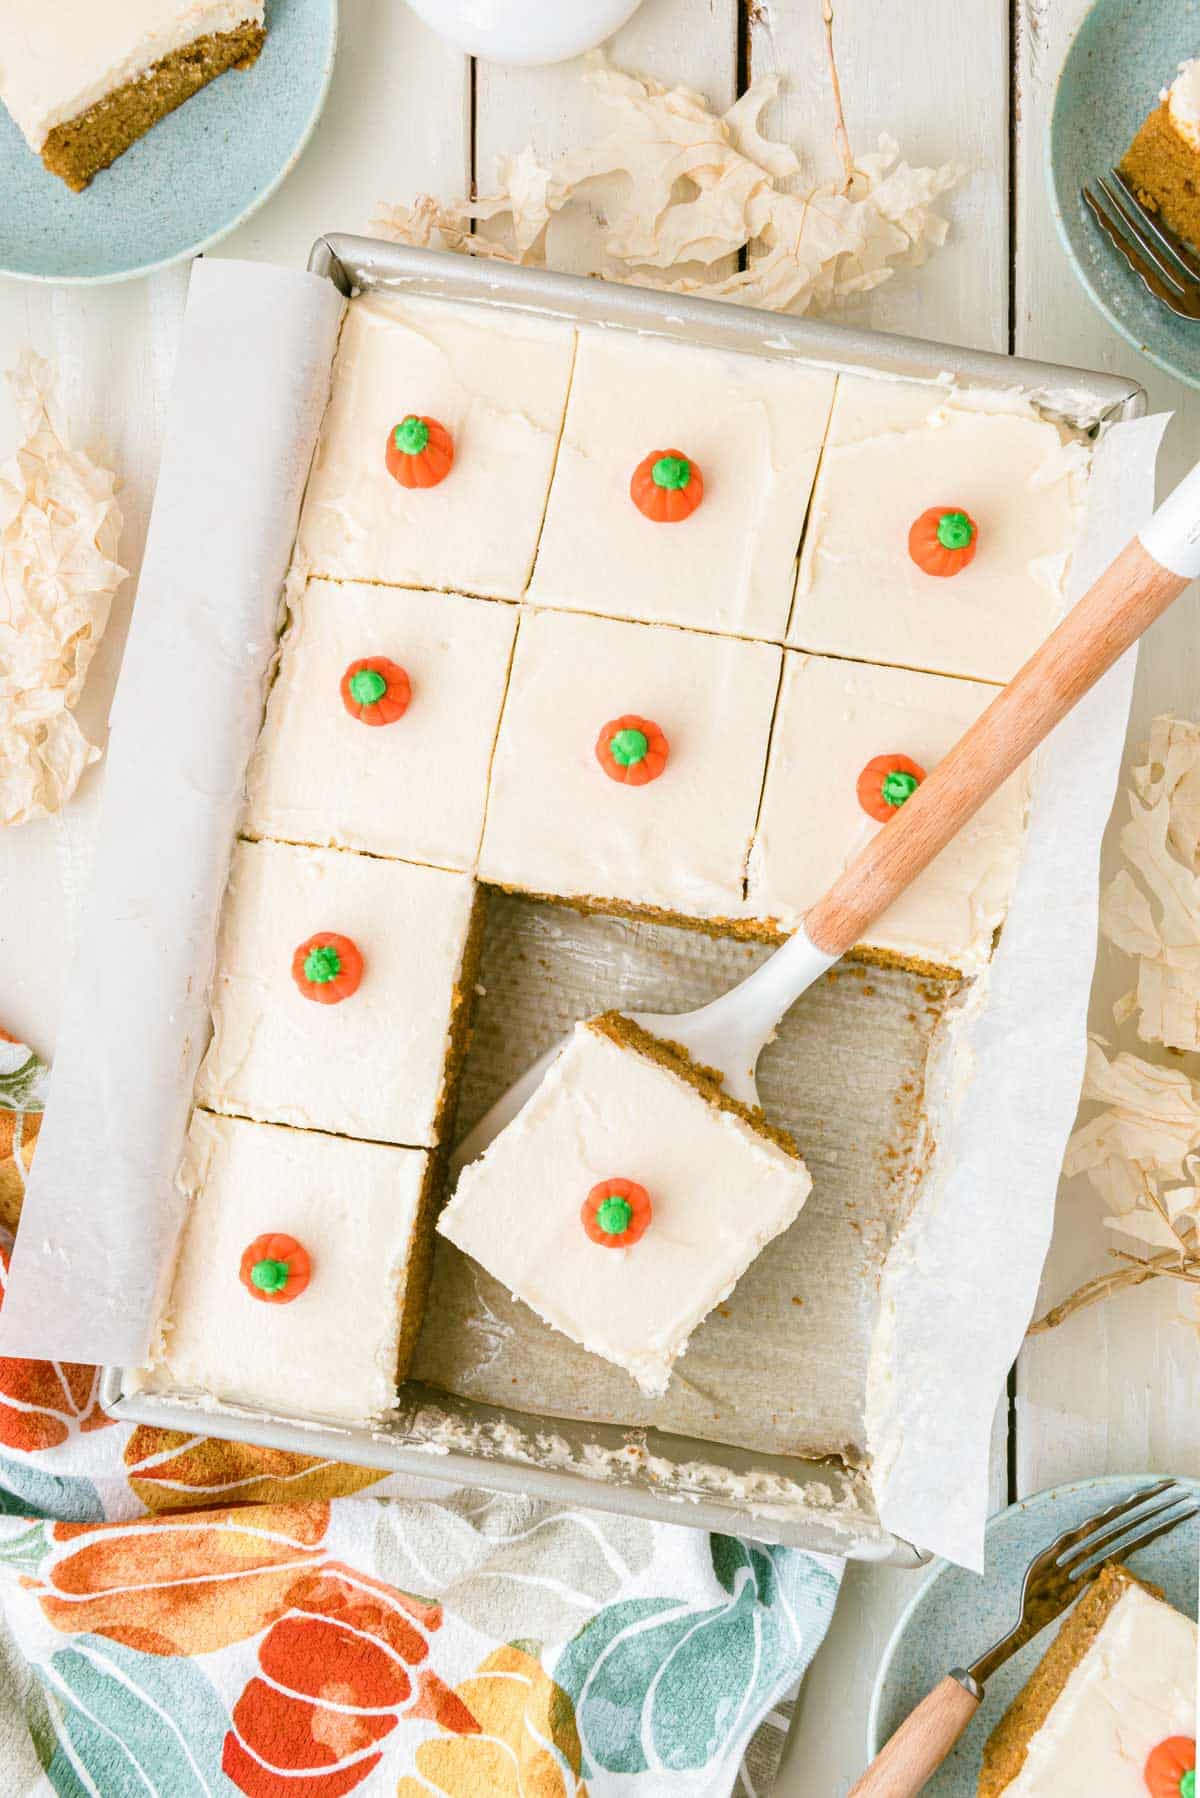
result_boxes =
[0,1036,841,1796]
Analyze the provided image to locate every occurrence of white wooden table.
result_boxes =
[1,3,1197,1791]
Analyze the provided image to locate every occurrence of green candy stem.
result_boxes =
[349,668,388,706]
[394,416,430,456]
[651,454,691,491]
[251,1257,290,1294]
[596,1196,634,1236]
[609,727,649,768]
[1181,1771,1195,1798]
[303,944,342,985]
[935,509,974,551]
[881,770,919,808]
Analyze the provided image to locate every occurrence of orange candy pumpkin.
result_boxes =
[583,1178,653,1248]
[340,657,412,726]
[595,714,670,786]
[386,415,454,489]
[291,932,364,1004]
[239,1233,312,1305]
[1145,1738,1196,1798]
[856,753,927,823]
[908,505,978,576]
[630,449,704,523]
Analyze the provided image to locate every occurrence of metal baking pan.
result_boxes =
[102,235,1146,1566]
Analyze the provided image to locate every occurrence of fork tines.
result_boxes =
[1082,171,1200,321]
[1055,1478,1199,1581]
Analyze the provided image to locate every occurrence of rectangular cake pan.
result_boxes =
[102,235,1147,1567]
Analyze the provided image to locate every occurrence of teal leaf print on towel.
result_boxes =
[555,1537,840,1776]
[0,1454,104,1522]
[35,1633,235,1796]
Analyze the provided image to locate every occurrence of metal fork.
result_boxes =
[849,1478,1199,1797]
[1082,168,1200,320]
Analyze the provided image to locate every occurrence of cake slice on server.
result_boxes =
[437,1013,811,1396]
[0,1,266,192]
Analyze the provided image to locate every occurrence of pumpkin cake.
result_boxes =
[748,652,1029,976]
[297,293,577,602]
[789,376,1087,683]
[478,607,781,930]
[527,328,836,640]
[243,579,517,872]
[1121,61,1200,252]
[0,0,265,192]
[979,1563,1197,1796]
[437,1013,811,1395]
[141,1112,435,1424]
[195,839,483,1149]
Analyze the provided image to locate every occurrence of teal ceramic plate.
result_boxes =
[867,1475,1200,1796]
[1049,0,1199,388]
[0,0,337,285]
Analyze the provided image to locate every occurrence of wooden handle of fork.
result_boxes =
[804,538,1191,961]
[847,1673,981,1797]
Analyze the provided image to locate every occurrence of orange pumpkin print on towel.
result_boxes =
[223,1561,477,1798]
[124,1425,386,1512]
[0,1103,38,1235]
[0,1238,114,1452]
[397,1643,588,1798]
[26,1502,331,1656]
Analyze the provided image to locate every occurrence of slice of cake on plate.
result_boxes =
[0,1,266,192]
[1121,60,1200,250]
[139,1112,434,1424]
[979,1563,1197,1796]
[196,839,482,1148]
[438,1013,811,1396]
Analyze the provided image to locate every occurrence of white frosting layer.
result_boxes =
[244,579,516,872]
[528,328,836,640]
[297,294,576,601]
[790,376,1088,683]
[439,1021,812,1394]
[1166,59,1200,151]
[196,839,476,1146]
[145,1112,427,1424]
[478,608,781,921]
[1005,1583,1197,1796]
[0,0,263,151]
[747,652,1028,973]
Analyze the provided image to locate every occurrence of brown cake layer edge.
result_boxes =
[41,23,266,193]
[1119,102,1200,251]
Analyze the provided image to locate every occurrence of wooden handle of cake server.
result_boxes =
[847,1672,981,1797]
[804,535,1193,962]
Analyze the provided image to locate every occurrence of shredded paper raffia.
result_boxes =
[0,351,125,828]
[373,56,961,317]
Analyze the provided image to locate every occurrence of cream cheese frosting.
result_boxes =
[1003,1583,1197,1796]
[438,1020,812,1395]
[243,579,516,872]
[196,839,477,1147]
[528,328,836,640]
[790,375,1088,683]
[478,607,782,922]
[143,1111,428,1424]
[0,0,264,151]
[297,293,576,601]
[1165,59,1200,151]
[747,651,1028,973]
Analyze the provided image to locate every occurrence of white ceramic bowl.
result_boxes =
[404,0,646,65]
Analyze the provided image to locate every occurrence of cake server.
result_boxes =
[452,457,1200,1174]
[848,1478,1199,1797]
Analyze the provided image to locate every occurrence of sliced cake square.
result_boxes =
[243,579,516,872]
[980,1562,1197,1796]
[438,1014,811,1395]
[142,1112,433,1424]
[297,294,576,601]
[1121,61,1200,251]
[788,376,1087,683]
[747,652,1028,976]
[478,608,781,928]
[196,840,481,1147]
[528,328,836,640]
